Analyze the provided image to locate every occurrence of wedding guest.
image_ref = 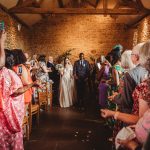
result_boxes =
[94,56,105,91]
[24,52,31,69]
[121,50,135,71]
[0,31,40,150]
[47,56,59,105]
[73,53,90,109]
[106,44,123,66]
[117,109,150,150]
[116,41,150,150]
[98,45,123,110]
[24,52,30,62]
[112,57,124,91]
[98,58,111,108]
[96,57,101,71]
[101,40,150,127]
[108,50,136,146]
[12,49,33,104]
[89,60,97,93]
[110,43,148,114]
[36,55,51,83]
[47,56,55,81]
[102,41,150,124]
[30,54,39,81]
[30,54,38,69]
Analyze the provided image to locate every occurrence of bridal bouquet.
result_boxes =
[55,64,64,73]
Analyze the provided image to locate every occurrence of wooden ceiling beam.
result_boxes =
[96,0,101,8]
[16,0,24,6]
[12,0,45,19]
[95,0,100,7]
[9,7,139,15]
[127,13,149,28]
[113,0,121,9]
[70,0,82,8]
[110,0,121,19]
[0,3,29,28]
[12,0,34,9]
[103,0,107,16]
[57,0,64,8]
[121,0,138,9]
[85,0,96,8]
[136,0,150,11]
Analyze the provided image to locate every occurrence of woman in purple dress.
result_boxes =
[98,59,111,108]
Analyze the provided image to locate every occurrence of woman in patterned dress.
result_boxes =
[0,31,40,150]
[98,59,111,108]
[36,55,51,83]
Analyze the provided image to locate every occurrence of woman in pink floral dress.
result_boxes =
[0,30,25,150]
[0,31,40,150]
[0,67,24,150]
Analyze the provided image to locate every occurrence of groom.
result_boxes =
[73,53,90,109]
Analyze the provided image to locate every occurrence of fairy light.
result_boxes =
[133,28,138,46]
[141,18,149,42]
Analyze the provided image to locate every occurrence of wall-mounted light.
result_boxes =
[17,24,21,31]
[35,0,40,3]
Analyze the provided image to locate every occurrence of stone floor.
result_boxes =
[24,105,112,150]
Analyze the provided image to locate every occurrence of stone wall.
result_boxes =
[0,8,31,54]
[133,16,150,45]
[31,15,134,62]
[2,8,150,62]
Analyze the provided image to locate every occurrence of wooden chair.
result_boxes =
[46,83,53,111]
[22,116,29,140]
[22,104,29,140]
[38,91,48,111]
[28,102,40,133]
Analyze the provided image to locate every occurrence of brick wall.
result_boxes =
[133,16,150,45]
[3,8,149,63]
[0,8,31,54]
[31,15,134,62]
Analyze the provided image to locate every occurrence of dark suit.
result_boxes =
[73,59,90,107]
[47,61,60,105]
[47,61,55,81]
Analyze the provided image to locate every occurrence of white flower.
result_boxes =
[55,64,64,72]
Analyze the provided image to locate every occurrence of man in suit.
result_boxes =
[47,56,55,80]
[47,56,60,105]
[73,53,90,109]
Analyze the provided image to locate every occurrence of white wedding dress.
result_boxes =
[59,65,76,108]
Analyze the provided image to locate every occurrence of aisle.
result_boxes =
[24,106,112,150]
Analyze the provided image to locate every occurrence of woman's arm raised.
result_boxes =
[0,31,6,68]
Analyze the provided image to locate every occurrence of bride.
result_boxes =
[59,57,76,108]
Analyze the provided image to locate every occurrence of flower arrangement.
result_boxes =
[55,64,64,73]
[90,56,96,62]
[57,48,75,63]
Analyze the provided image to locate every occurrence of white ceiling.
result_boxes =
[0,0,149,26]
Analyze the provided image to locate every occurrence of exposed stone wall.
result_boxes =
[0,8,31,54]
[4,8,150,62]
[133,16,150,45]
[31,15,134,62]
